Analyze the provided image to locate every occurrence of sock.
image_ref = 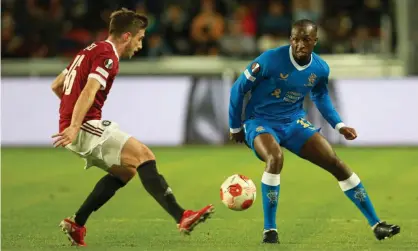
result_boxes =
[137,160,185,223]
[74,174,126,226]
[261,172,281,230]
[339,173,380,227]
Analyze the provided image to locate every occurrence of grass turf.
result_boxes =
[2,146,418,250]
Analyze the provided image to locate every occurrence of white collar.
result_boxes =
[105,40,120,61]
[289,45,311,71]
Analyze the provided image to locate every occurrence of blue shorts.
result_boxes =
[243,117,320,160]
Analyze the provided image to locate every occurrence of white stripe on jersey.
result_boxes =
[88,73,107,90]
[244,69,256,82]
[95,66,109,79]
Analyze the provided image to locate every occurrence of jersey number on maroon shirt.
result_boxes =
[63,44,97,95]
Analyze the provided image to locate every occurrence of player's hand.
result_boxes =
[339,126,357,140]
[52,125,79,147]
[229,130,246,143]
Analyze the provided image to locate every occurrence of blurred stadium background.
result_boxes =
[2,0,418,250]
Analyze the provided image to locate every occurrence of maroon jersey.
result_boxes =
[59,40,119,132]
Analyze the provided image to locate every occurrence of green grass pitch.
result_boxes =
[2,146,418,251]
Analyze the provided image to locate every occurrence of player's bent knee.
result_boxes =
[322,153,339,169]
[326,154,352,180]
[107,165,137,183]
[265,150,284,174]
[120,137,155,169]
[264,143,284,174]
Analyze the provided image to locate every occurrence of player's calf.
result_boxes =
[253,134,283,234]
[339,173,401,240]
[300,133,400,238]
[137,160,185,222]
[121,137,213,230]
[73,173,127,227]
[338,173,381,227]
[120,138,182,219]
[68,147,138,231]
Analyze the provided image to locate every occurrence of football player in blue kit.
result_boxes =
[229,19,400,244]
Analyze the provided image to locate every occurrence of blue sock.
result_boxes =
[261,172,280,230]
[339,173,380,227]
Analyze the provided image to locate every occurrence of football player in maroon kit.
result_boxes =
[51,8,214,246]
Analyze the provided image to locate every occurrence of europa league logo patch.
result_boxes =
[104,59,113,69]
[251,62,260,74]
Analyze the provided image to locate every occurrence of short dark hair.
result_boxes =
[109,8,148,36]
[292,19,317,33]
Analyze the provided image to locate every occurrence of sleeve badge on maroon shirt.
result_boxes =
[104,59,113,70]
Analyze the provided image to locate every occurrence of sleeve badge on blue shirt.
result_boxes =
[256,126,265,132]
[251,62,260,74]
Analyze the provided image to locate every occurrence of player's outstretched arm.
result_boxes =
[310,77,357,140]
[310,78,342,129]
[70,78,101,129]
[309,63,343,130]
[51,72,66,99]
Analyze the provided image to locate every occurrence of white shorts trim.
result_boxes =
[65,120,131,170]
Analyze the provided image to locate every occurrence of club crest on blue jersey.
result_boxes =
[305,73,317,87]
[256,126,265,132]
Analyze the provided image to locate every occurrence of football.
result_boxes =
[220,174,257,211]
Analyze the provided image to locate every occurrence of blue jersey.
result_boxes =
[229,45,342,131]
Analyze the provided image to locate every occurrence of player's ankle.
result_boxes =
[73,214,86,227]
